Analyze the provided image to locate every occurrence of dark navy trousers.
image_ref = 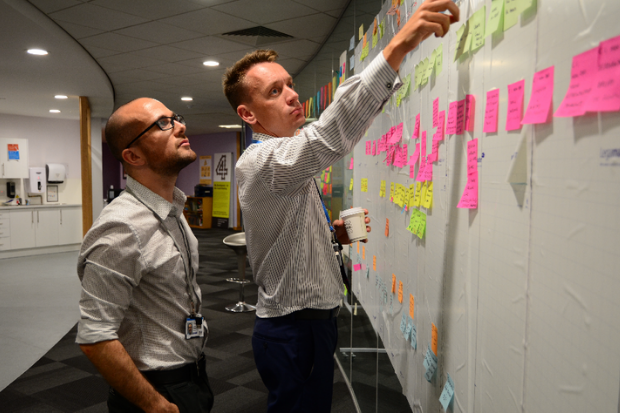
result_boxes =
[252,314,339,413]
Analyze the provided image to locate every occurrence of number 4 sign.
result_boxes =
[214,152,232,182]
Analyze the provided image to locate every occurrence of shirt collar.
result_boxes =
[126,176,187,220]
[252,132,280,142]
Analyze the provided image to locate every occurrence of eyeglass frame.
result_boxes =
[124,114,186,150]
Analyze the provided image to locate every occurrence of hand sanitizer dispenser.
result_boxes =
[28,167,46,194]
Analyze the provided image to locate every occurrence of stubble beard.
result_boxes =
[148,147,197,177]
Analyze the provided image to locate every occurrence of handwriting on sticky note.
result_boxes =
[423,344,438,382]
[413,113,420,138]
[361,178,368,192]
[385,218,390,237]
[486,0,504,37]
[410,322,417,350]
[447,101,458,134]
[506,80,525,131]
[470,6,486,51]
[398,281,403,303]
[555,47,598,117]
[391,274,396,293]
[465,94,475,132]
[423,182,433,209]
[585,35,620,112]
[522,66,554,124]
[504,0,519,31]
[483,88,500,133]
[433,98,439,127]
[458,139,479,209]
[439,373,455,411]
[409,294,415,319]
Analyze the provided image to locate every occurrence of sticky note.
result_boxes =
[446,101,458,134]
[522,66,555,124]
[409,294,415,319]
[372,140,376,156]
[420,58,430,85]
[362,245,366,259]
[372,32,378,49]
[360,43,369,61]
[483,88,500,133]
[413,113,421,138]
[437,110,446,140]
[391,274,396,293]
[425,50,437,80]
[486,0,504,37]
[439,373,455,411]
[410,323,417,350]
[423,182,433,209]
[428,139,439,163]
[423,344,438,382]
[404,320,412,341]
[361,178,368,192]
[506,79,525,131]
[417,211,426,238]
[421,131,427,157]
[390,182,395,201]
[585,35,620,112]
[349,158,354,169]
[465,94,475,132]
[470,6,486,51]
[385,218,390,237]
[349,35,355,51]
[457,139,479,209]
[555,47,598,117]
[365,141,371,154]
[353,264,362,271]
[433,98,439,127]
[413,182,422,206]
[454,22,470,62]
[357,241,359,253]
[414,63,422,89]
[455,99,466,135]
[435,44,443,77]
[432,323,438,355]
[398,281,403,303]
[359,24,364,40]
[504,0,519,31]
[373,255,377,271]
[380,180,386,197]
[349,178,353,191]
[400,312,407,334]
[409,143,421,166]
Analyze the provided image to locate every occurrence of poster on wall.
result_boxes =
[212,152,233,228]
[199,155,212,185]
[7,144,19,160]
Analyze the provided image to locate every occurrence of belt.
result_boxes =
[286,307,340,320]
[142,354,205,386]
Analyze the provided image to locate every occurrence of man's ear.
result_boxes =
[121,147,146,168]
[237,105,257,126]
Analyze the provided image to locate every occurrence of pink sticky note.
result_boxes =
[433,98,439,127]
[457,170,478,209]
[483,89,500,133]
[421,131,427,157]
[466,139,478,177]
[522,66,555,124]
[366,141,371,155]
[394,146,401,167]
[349,158,354,170]
[447,101,458,134]
[322,184,328,195]
[409,164,416,179]
[423,159,434,181]
[437,110,446,140]
[409,143,420,166]
[585,35,620,112]
[400,144,408,168]
[456,99,466,135]
[353,264,362,271]
[389,123,404,144]
[506,80,525,131]
[465,95,475,132]
[428,139,440,163]
[413,113,421,138]
[416,161,427,182]
[372,141,376,156]
[555,47,599,117]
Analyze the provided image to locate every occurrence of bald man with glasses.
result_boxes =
[77,98,214,413]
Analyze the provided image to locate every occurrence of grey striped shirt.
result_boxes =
[236,52,401,318]
[76,176,205,371]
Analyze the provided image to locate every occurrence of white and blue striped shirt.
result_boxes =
[236,52,401,318]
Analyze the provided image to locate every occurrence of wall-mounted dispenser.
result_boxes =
[28,167,46,194]
[46,163,66,184]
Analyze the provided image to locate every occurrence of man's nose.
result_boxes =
[285,86,299,105]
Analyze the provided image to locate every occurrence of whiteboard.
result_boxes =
[348,0,620,411]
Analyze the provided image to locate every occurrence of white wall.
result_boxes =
[91,118,104,219]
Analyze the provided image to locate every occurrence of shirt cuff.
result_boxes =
[76,319,119,344]
[360,51,403,104]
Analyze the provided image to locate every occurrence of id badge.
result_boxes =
[185,314,205,339]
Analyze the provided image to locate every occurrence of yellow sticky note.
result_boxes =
[389,182,395,201]
[359,24,364,40]
[398,281,403,303]
[413,182,422,207]
[408,184,416,207]
[486,0,504,37]
[349,178,353,191]
[420,182,428,207]
[432,323,438,355]
[409,294,415,319]
[361,178,368,192]
[423,181,433,209]
[504,0,519,31]
[380,180,386,197]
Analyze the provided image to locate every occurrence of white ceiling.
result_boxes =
[1,0,353,135]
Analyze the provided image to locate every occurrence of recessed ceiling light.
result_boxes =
[55,95,68,99]
[49,109,60,113]
[181,97,193,101]
[203,60,219,67]
[27,48,48,55]
[219,124,242,129]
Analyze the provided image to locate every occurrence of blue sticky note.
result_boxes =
[410,323,417,350]
[350,55,355,69]
[349,35,355,51]
[8,151,19,160]
[400,313,407,334]
[439,373,455,411]
[423,344,438,382]
[404,320,412,341]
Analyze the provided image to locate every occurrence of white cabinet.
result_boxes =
[58,207,82,245]
[35,209,60,247]
[9,209,36,249]
[0,213,10,251]
[0,138,29,178]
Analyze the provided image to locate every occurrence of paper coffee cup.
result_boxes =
[339,207,367,242]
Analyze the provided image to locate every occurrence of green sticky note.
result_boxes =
[360,44,369,61]
[504,0,519,30]
[470,6,486,52]
[420,58,430,85]
[425,50,437,80]
[486,0,504,37]
[380,19,385,39]
[372,32,378,49]
[402,74,411,98]
[517,0,532,13]
[415,63,422,89]
[435,44,443,77]
[463,26,473,54]
[417,212,426,239]
[454,23,470,61]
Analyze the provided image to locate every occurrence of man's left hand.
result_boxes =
[333,209,371,244]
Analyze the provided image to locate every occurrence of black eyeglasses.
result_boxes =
[125,114,186,150]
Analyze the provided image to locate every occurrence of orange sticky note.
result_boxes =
[357,241,360,253]
[391,274,396,293]
[373,255,377,271]
[432,323,438,355]
[385,218,390,237]
[363,33,367,48]
[362,245,366,259]
[398,281,403,303]
[409,294,414,319]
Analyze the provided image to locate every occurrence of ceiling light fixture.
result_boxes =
[203,60,219,67]
[49,109,61,113]
[27,48,48,55]
[219,124,242,129]
[55,95,68,99]
[181,97,193,101]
